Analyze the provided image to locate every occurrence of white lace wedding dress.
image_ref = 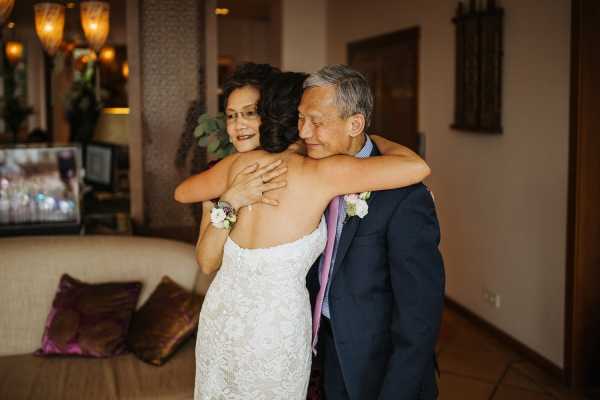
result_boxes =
[194,217,327,400]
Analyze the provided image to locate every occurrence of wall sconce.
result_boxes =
[34,2,66,56]
[121,61,129,79]
[80,1,110,52]
[5,40,23,64]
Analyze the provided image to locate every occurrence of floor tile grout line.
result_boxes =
[488,359,518,400]
[438,369,499,385]
[489,359,565,400]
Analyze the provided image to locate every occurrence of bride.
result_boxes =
[188,71,430,400]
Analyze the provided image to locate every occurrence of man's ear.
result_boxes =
[348,113,366,137]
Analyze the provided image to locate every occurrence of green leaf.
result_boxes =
[207,136,220,153]
[198,113,211,124]
[196,135,209,147]
[197,119,211,132]
[214,148,226,159]
[193,125,205,138]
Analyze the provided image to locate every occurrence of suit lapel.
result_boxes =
[330,141,381,283]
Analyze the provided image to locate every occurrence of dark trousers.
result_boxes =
[319,317,351,400]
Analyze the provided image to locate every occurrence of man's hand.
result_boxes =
[220,159,287,211]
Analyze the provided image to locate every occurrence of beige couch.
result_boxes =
[0,235,213,400]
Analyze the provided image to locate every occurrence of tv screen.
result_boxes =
[0,145,82,234]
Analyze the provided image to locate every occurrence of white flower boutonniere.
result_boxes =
[344,191,371,220]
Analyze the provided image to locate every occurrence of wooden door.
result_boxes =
[566,0,600,392]
[348,27,419,152]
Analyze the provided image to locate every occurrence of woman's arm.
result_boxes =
[195,201,229,274]
[174,154,238,203]
[311,135,430,198]
[174,155,287,206]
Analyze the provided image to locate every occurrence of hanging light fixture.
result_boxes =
[0,0,15,26]
[5,40,23,64]
[80,1,110,52]
[34,2,66,56]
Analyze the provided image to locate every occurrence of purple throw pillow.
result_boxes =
[36,274,142,358]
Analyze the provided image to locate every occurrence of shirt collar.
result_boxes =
[354,134,373,159]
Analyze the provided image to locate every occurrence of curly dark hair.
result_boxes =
[258,71,308,153]
[222,63,281,105]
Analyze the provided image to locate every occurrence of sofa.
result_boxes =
[0,235,213,400]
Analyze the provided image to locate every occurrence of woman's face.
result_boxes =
[225,85,261,153]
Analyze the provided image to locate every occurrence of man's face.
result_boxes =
[298,85,354,159]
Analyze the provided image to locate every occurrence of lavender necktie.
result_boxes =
[312,196,341,354]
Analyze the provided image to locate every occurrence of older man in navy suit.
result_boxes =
[301,65,445,400]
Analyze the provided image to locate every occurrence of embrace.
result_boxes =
[175,64,445,400]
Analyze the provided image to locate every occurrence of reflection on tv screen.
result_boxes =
[0,146,81,226]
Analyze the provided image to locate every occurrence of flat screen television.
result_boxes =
[0,145,82,235]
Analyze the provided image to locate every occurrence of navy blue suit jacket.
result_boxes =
[307,144,445,400]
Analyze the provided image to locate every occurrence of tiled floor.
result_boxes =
[437,307,591,400]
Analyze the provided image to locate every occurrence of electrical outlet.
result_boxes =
[493,294,501,308]
[482,288,501,309]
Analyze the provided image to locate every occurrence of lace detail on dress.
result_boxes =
[194,217,327,400]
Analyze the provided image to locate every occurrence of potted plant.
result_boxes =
[0,52,33,144]
[65,59,102,152]
[194,112,234,160]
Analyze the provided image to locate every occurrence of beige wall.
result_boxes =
[219,17,272,65]
[281,0,327,72]
[326,0,570,367]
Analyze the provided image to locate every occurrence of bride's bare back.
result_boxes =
[228,149,330,249]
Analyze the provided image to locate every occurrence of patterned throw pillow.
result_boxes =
[127,276,204,366]
[36,274,142,357]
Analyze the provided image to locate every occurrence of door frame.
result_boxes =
[565,0,600,390]
[347,27,420,150]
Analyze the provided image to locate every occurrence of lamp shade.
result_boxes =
[34,3,66,56]
[0,0,15,26]
[5,40,23,64]
[80,1,109,52]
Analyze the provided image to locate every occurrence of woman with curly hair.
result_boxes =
[175,63,288,272]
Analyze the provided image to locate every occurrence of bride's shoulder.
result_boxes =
[229,149,272,174]
[234,149,269,163]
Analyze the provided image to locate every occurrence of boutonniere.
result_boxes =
[344,191,371,220]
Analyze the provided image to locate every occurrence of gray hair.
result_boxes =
[303,64,374,130]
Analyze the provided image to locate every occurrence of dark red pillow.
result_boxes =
[127,276,204,366]
[36,274,142,357]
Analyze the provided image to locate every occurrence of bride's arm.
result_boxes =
[310,135,430,198]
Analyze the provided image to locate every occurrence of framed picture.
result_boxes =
[451,0,504,133]
[85,142,115,190]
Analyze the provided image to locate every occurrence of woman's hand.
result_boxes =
[220,159,288,211]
